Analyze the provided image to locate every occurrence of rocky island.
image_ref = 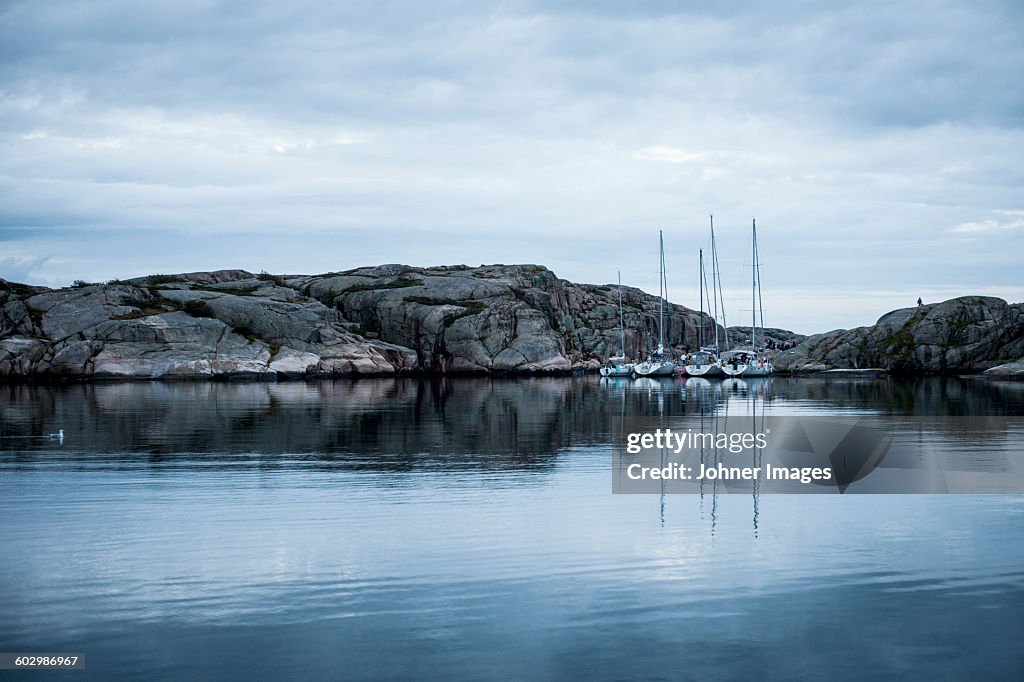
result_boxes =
[0,264,718,380]
[774,297,1024,378]
[2,265,1021,380]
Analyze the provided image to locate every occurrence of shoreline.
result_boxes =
[1,367,1018,385]
[3,268,1022,382]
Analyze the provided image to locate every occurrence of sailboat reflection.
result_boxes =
[686,376,774,536]
[601,370,774,534]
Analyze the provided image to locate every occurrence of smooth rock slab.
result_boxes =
[983,359,1024,379]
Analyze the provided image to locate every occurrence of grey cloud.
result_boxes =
[0,0,1022,332]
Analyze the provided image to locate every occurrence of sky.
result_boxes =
[1,0,1022,333]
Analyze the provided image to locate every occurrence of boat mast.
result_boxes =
[617,269,625,358]
[709,216,720,352]
[658,230,665,351]
[698,249,704,350]
[711,216,729,352]
[754,219,765,346]
[662,231,670,352]
[701,248,713,351]
[751,219,756,352]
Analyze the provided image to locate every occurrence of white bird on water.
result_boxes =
[0,429,63,442]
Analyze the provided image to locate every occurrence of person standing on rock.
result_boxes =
[917,297,923,306]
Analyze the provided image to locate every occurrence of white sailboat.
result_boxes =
[687,347,725,377]
[720,349,749,376]
[744,218,773,376]
[633,231,676,377]
[600,271,634,378]
[686,216,726,378]
[723,219,774,377]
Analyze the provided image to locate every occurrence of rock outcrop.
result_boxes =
[0,274,416,380]
[727,326,806,349]
[774,297,1024,375]
[0,265,719,380]
[12,267,1015,380]
[982,359,1024,379]
[295,264,717,374]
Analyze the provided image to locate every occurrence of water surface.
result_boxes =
[1,377,1023,680]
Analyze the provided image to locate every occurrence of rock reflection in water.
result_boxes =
[1,376,1022,475]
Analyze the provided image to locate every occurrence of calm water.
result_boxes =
[1,376,1024,681]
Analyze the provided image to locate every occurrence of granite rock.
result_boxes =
[774,297,1024,373]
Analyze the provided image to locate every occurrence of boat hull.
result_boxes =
[600,364,633,378]
[743,362,774,377]
[685,363,725,378]
[633,362,676,377]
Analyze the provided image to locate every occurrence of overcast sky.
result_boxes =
[1,0,1022,333]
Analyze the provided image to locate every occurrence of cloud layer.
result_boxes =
[1,0,1022,332]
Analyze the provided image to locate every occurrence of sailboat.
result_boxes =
[633,231,676,377]
[676,247,706,377]
[743,218,773,376]
[686,216,726,378]
[722,219,773,377]
[600,271,634,378]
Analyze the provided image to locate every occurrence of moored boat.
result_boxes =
[634,231,675,377]
[600,356,634,378]
[743,355,773,377]
[729,218,774,377]
[684,217,727,378]
[634,345,677,377]
[685,347,726,377]
[720,349,749,377]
